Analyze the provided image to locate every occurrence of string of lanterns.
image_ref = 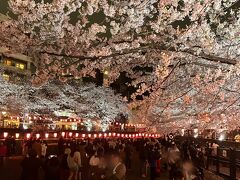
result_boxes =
[2,132,160,139]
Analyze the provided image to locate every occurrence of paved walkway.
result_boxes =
[0,155,169,180]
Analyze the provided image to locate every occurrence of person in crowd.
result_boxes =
[60,148,71,180]
[67,150,78,180]
[110,152,126,180]
[74,149,82,180]
[20,149,42,180]
[41,140,48,158]
[58,137,65,155]
[124,141,133,170]
[148,144,161,180]
[89,151,100,179]
[44,156,60,180]
[97,155,107,179]
[0,142,7,167]
[5,136,12,156]
[32,139,42,158]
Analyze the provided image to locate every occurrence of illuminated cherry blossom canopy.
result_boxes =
[0,0,239,131]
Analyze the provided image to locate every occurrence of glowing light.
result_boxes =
[61,132,65,137]
[121,134,124,137]
[26,133,31,139]
[15,133,20,139]
[125,134,128,138]
[2,111,7,115]
[99,133,102,138]
[82,134,86,138]
[181,129,185,136]
[117,133,120,137]
[108,133,112,137]
[94,134,97,138]
[136,134,138,137]
[53,133,57,138]
[113,133,116,137]
[45,133,49,138]
[104,133,107,137]
[104,70,109,75]
[88,134,91,138]
[219,134,225,141]
[129,134,132,138]
[75,133,79,138]
[69,132,73,137]
[3,132,8,138]
[36,134,40,139]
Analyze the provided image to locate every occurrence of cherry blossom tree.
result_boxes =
[0,0,239,131]
[0,78,128,125]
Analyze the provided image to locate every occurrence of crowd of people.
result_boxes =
[0,135,212,180]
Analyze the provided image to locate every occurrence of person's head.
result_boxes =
[110,152,121,166]
[64,148,71,155]
[182,160,193,172]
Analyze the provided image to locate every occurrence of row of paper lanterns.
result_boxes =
[2,132,160,139]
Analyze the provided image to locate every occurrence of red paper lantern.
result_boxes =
[45,133,49,138]
[3,132,8,138]
[54,133,58,138]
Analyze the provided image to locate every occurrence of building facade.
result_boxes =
[0,49,36,83]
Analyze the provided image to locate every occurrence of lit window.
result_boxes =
[15,63,25,70]
[4,59,12,66]
[2,74,10,81]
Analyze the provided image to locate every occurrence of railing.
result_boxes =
[205,147,240,180]
[176,136,240,180]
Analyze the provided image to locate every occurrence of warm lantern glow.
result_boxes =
[99,133,102,138]
[36,134,40,139]
[75,133,79,138]
[104,133,107,137]
[88,134,91,138]
[117,133,120,137]
[61,132,65,137]
[82,134,86,138]
[113,133,116,137]
[69,132,73,137]
[108,133,112,137]
[15,133,20,139]
[54,133,58,138]
[26,133,31,139]
[94,134,97,138]
[3,132,8,138]
[45,133,49,138]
